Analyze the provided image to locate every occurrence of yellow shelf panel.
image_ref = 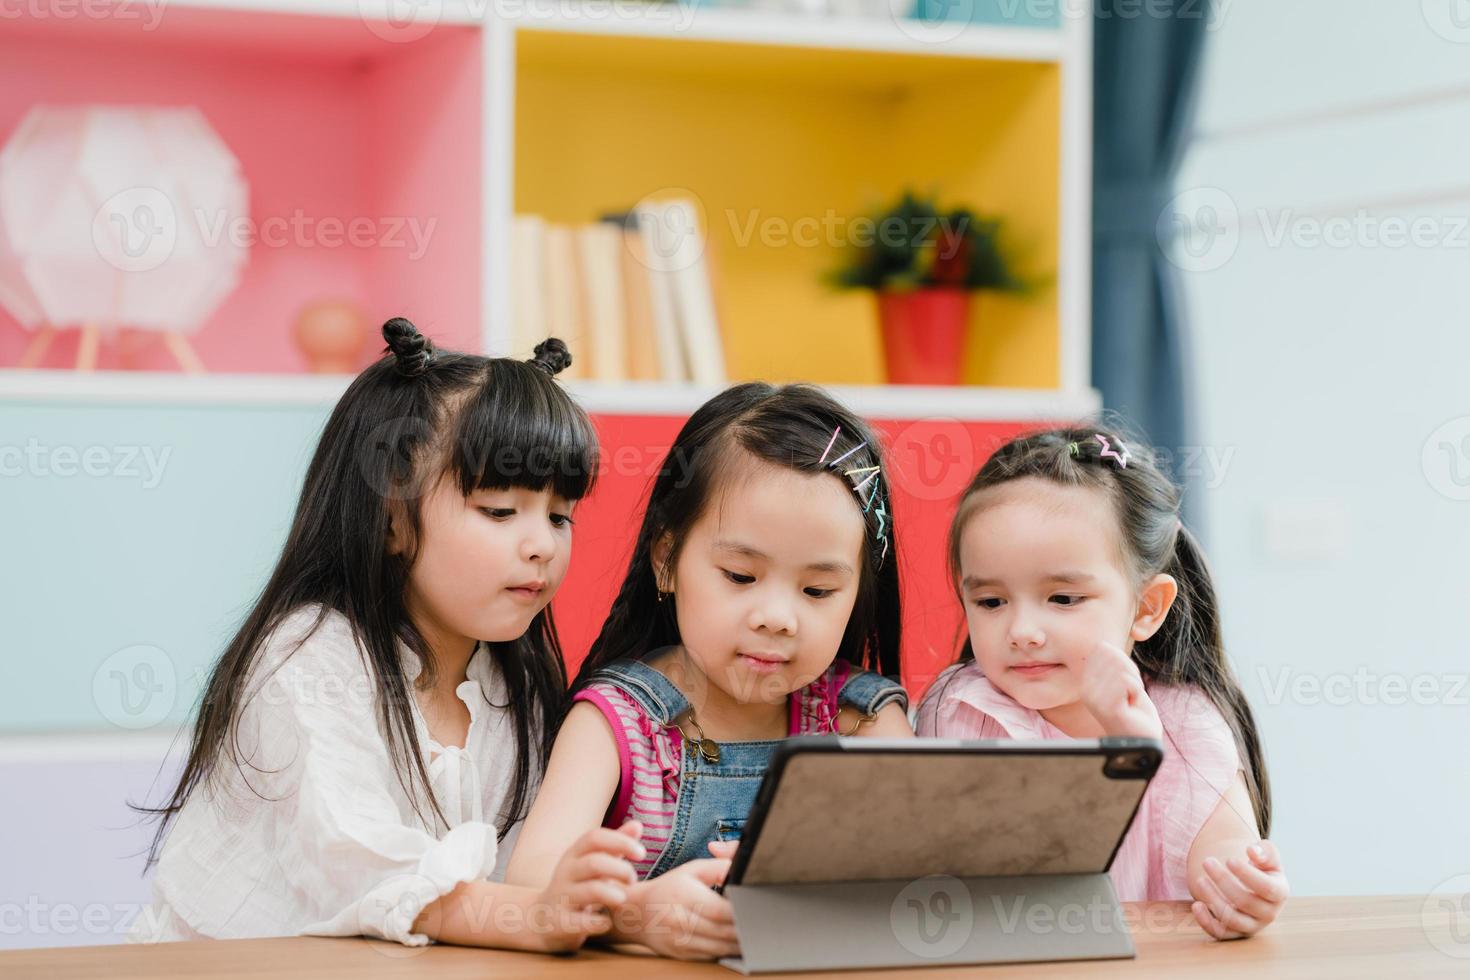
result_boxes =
[515,30,1060,388]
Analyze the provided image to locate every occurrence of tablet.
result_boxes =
[725,735,1163,887]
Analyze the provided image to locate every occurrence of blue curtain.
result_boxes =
[1092,1,1212,518]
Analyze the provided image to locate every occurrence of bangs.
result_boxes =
[448,359,598,500]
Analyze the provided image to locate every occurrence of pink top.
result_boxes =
[574,664,851,879]
[915,663,1243,902]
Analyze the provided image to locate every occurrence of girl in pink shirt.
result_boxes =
[915,424,1289,941]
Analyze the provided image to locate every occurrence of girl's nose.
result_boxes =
[1007,617,1045,650]
[749,593,798,636]
[520,518,557,564]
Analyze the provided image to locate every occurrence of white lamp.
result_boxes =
[0,105,249,371]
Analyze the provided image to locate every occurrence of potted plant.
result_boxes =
[832,191,1022,386]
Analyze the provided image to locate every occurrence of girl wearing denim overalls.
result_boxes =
[507,383,913,961]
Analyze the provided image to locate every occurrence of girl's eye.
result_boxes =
[723,570,755,586]
[972,597,1004,610]
[550,513,574,528]
[1051,594,1086,606]
[804,587,835,599]
[480,507,515,520]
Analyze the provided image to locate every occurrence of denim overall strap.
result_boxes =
[838,669,910,718]
[644,728,783,878]
[586,660,690,727]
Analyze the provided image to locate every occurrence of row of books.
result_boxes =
[510,200,727,384]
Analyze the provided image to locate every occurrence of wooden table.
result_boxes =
[2,896,1465,978]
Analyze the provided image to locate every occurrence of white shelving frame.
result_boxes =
[0,0,1096,417]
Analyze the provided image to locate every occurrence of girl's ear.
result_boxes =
[1130,573,1179,642]
[386,505,407,556]
[650,532,675,594]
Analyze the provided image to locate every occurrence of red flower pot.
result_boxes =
[876,288,970,386]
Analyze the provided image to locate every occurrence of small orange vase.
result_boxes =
[876,288,970,386]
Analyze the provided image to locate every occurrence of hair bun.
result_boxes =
[382,317,434,377]
[529,337,573,377]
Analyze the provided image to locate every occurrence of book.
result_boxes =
[510,214,548,359]
[654,198,726,386]
[630,203,691,383]
[614,219,662,382]
[541,223,587,380]
[575,222,627,382]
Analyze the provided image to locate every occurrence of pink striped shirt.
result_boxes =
[915,662,1244,901]
[574,666,849,879]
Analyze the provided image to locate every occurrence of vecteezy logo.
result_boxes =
[891,0,977,45]
[361,0,442,43]
[887,418,975,502]
[1423,416,1470,501]
[1156,187,1239,273]
[891,875,973,959]
[1423,875,1470,958]
[92,644,177,730]
[93,187,178,273]
[1422,0,1470,43]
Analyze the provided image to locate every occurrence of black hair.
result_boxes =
[137,318,596,865]
[572,382,902,694]
[928,421,1271,836]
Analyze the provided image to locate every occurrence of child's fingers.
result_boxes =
[573,826,648,864]
[569,851,638,886]
[564,879,628,909]
[616,819,644,839]
[1195,871,1261,937]
[1226,855,1289,905]
[1247,840,1282,872]
[1191,900,1240,941]
[681,857,734,892]
[707,840,739,860]
[668,934,740,961]
[1204,858,1276,920]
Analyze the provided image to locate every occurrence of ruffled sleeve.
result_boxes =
[150,609,502,946]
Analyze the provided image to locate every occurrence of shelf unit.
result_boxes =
[0,0,1091,401]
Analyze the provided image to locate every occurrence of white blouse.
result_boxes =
[129,605,536,946]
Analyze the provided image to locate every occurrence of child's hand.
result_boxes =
[613,852,739,961]
[529,821,645,953]
[1079,641,1163,739]
[1191,840,1289,941]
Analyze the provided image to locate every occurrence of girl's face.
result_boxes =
[957,478,1151,712]
[661,458,866,706]
[397,476,575,650]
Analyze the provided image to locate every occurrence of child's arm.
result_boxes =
[505,702,627,888]
[1185,775,1289,941]
[506,701,740,961]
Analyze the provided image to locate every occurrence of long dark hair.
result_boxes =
[936,422,1271,836]
[138,318,597,865]
[572,383,902,694]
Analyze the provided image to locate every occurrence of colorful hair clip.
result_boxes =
[1096,434,1129,469]
[819,425,891,568]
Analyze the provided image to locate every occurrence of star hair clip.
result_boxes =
[819,425,891,566]
[1069,434,1129,469]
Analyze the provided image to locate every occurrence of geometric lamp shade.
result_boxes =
[0,105,248,338]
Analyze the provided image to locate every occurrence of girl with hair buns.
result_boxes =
[131,319,644,953]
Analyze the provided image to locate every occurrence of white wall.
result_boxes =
[1176,0,1470,897]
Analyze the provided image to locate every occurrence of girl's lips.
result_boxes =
[505,584,545,602]
[1010,663,1061,677]
[737,653,787,674]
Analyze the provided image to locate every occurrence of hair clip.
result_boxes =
[1067,441,1080,457]
[1096,434,1129,469]
[819,425,891,568]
